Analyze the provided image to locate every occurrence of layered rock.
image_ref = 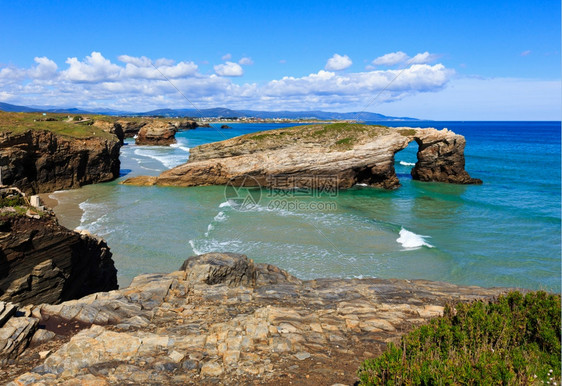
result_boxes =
[123,124,481,190]
[5,253,509,384]
[0,213,118,306]
[0,130,121,195]
[116,119,147,138]
[135,119,198,146]
[135,121,177,145]
[411,129,482,184]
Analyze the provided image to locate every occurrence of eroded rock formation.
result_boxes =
[0,130,121,195]
[0,214,118,306]
[3,252,509,384]
[124,124,481,189]
[135,119,198,146]
[412,129,482,184]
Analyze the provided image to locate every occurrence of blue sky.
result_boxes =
[0,0,560,119]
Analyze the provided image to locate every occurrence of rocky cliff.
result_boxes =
[0,129,121,195]
[3,252,508,384]
[0,213,118,306]
[123,123,481,189]
[135,119,198,146]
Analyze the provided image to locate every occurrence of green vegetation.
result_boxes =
[0,111,116,139]
[245,122,401,150]
[358,291,561,385]
[0,195,26,208]
[398,128,416,136]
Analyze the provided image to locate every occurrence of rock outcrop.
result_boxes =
[411,129,482,184]
[123,124,481,190]
[0,213,118,306]
[135,121,177,146]
[116,119,147,138]
[0,130,121,195]
[4,253,509,385]
[135,119,198,146]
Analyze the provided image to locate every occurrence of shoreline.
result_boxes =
[4,252,517,384]
[39,191,84,230]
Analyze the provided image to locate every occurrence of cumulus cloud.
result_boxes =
[28,57,58,79]
[239,57,254,65]
[410,51,439,64]
[0,51,458,112]
[372,51,409,66]
[62,52,121,83]
[372,51,438,67]
[325,54,352,71]
[214,61,244,77]
[221,53,232,61]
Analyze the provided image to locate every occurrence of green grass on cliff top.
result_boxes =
[245,122,415,150]
[0,111,118,140]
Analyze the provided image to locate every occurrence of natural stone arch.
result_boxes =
[408,129,482,185]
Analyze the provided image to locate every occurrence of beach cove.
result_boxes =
[47,121,561,292]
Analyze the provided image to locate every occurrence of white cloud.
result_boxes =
[221,53,232,61]
[377,76,561,120]
[28,57,58,79]
[239,57,254,65]
[214,61,244,77]
[372,51,438,67]
[521,50,532,56]
[263,64,452,98]
[372,51,409,66]
[325,54,352,71]
[410,51,439,64]
[62,52,121,82]
[117,55,152,67]
[4,51,558,119]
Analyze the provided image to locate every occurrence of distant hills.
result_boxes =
[0,102,419,121]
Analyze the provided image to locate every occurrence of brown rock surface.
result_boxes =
[135,119,198,146]
[135,121,178,145]
[4,252,510,385]
[0,214,118,306]
[0,130,121,195]
[412,129,482,184]
[124,123,481,190]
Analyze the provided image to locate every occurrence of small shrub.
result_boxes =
[72,115,83,121]
[357,291,561,385]
[0,196,26,208]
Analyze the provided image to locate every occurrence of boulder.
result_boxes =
[135,121,178,146]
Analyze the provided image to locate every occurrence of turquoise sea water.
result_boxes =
[50,121,561,291]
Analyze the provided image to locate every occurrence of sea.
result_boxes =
[49,121,561,292]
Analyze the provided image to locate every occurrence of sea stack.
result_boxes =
[124,123,482,189]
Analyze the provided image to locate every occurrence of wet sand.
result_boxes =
[39,192,83,230]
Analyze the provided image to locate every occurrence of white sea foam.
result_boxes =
[189,240,203,255]
[133,148,187,169]
[397,228,434,249]
[189,239,242,255]
[355,183,369,187]
[399,161,416,166]
[214,211,227,222]
[170,143,191,153]
[219,201,231,208]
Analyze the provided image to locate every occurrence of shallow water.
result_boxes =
[51,121,561,291]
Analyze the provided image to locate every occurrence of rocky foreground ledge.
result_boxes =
[124,123,482,190]
[3,253,510,385]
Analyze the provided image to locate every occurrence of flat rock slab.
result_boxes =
[6,253,510,385]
